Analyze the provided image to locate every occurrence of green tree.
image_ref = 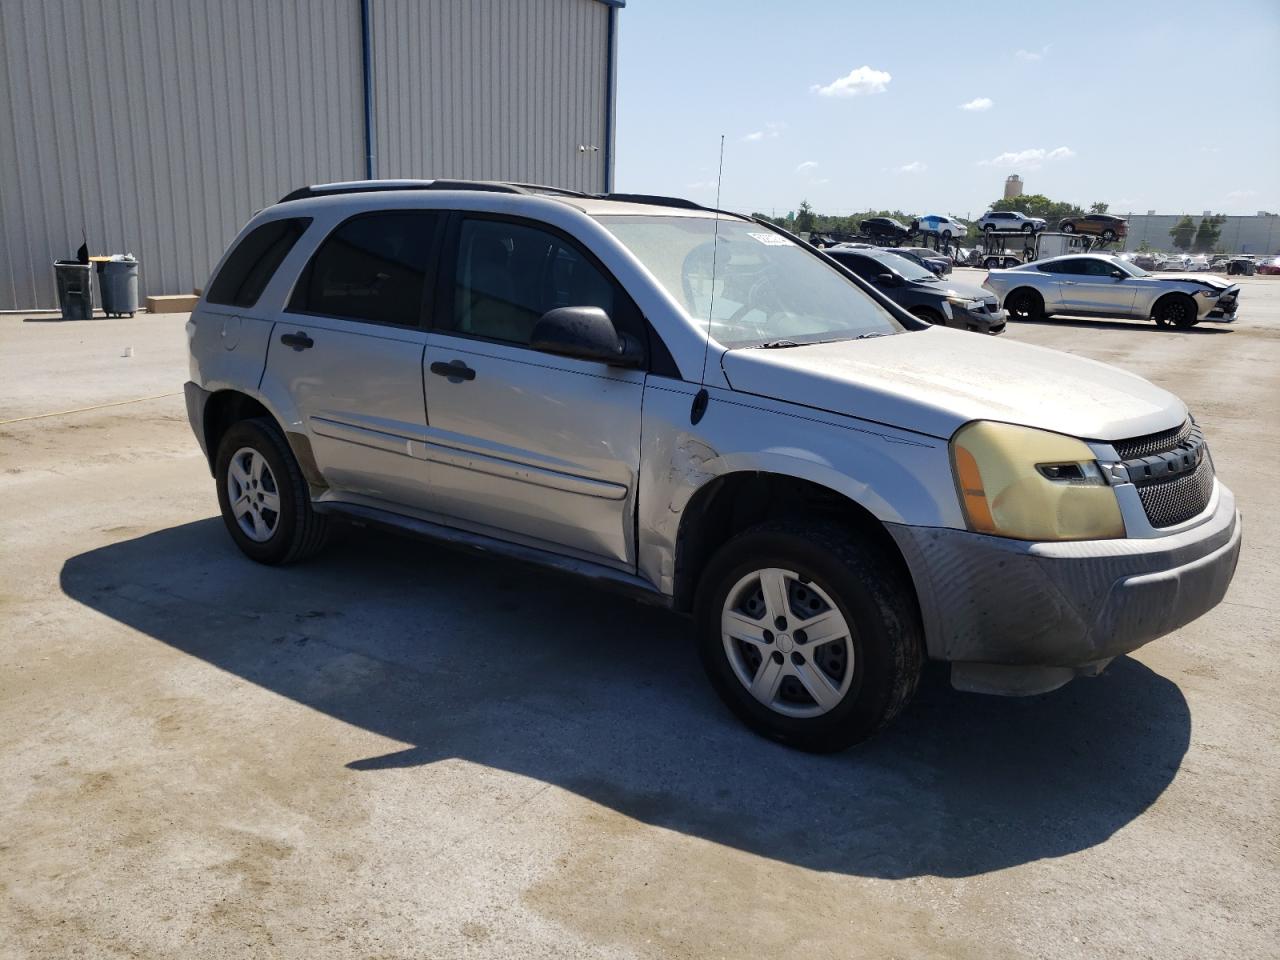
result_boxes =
[795,200,816,234]
[1169,215,1196,251]
[1192,215,1225,253]
[1089,201,1109,214]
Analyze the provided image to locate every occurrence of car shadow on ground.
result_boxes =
[61,518,1191,880]
[1013,316,1234,334]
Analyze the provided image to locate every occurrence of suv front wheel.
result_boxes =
[214,417,329,565]
[695,521,923,751]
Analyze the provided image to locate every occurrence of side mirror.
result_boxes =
[1110,269,1126,279]
[876,273,899,286]
[530,306,643,367]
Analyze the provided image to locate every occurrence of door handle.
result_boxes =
[1062,281,1077,285]
[280,331,314,350]
[430,360,476,382]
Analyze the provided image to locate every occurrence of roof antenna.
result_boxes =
[690,134,725,425]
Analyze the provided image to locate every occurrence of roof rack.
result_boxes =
[596,192,707,211]
[506,182,591,198]
[277,179,531,204]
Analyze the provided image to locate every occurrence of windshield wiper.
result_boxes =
[852,331,889,340]
[756,339,804,349]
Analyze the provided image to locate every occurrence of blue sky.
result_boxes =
[614,0,1280,218]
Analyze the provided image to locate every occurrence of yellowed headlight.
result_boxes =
[950,421,1125,541]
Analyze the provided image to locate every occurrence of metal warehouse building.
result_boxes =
[0,0,622,311]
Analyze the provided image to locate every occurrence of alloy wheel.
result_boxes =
[721,567,855,718]
[226,446,281,542]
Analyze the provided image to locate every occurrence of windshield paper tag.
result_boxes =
[748,232,790,246]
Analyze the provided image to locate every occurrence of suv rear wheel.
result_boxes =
[215,417,329,564]
[695,521,923,752]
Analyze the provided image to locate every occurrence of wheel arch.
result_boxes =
[670,471,918,616]
[199,388,323,491]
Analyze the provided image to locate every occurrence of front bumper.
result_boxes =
[945,301,1007,334]
[888,483,1241,691]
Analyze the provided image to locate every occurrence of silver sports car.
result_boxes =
[982,254,1240,328]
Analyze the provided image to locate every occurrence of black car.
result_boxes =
[827,247,1006,334]
[859,217,912,244]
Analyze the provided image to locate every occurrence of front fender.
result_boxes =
[636,381,962,596]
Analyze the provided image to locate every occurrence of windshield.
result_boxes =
[1113,257,1151,278]
[597,215,904,347]
[879,251,939,282]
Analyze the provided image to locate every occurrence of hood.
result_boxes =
[1158,273,1232,290]
[921,277,992,300]
[720,326,1185,441]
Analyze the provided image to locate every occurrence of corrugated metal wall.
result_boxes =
[0,0,364,311]
[0,0,614,311]
[369,0,610,192]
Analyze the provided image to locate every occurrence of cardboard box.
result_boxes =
[146,294,199,313]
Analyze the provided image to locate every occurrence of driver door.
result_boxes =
[1057,258,1139,315]
[420,214,646,568]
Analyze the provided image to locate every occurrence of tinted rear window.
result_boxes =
[207,218,311,307]
[289,211,441,326]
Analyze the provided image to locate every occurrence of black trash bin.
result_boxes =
[95,256,140,317]
[53,261,93,320]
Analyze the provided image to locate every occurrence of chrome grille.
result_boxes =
[1113,420,1194,460]
[1136,458,1215,528]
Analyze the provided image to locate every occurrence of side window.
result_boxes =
[1079,259,1117,277]
[289,211,439,326]
[833,254,880,281]
[207,217,311,308]
[447,217,642,349]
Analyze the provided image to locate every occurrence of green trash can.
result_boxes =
[53,260,93,320]
[96,256,140,317]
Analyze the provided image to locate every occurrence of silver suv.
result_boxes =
[184,180,1242,751]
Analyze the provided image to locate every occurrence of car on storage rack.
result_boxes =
[1058,214,1128,241]
[982,253,1241,328]
[916,214,969,241]
[826,245,1003,333]
[975,210,1046,234]
[185,179,1241,752]
[859,217,913,244]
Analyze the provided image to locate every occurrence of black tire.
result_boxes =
[984,257,1000,270]
[983,224,995,233]
[1152,293,1198,329]
[214,417,329,565]
[1006,287,1045,321]
[911,306,946,326]
[1101,229,1116,241]
[1061,222,1075,234]
[1021,223,1033,233]
[694,521,924,752]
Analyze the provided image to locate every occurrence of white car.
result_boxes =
[916,214,968,241]
[982,253,1241,328]
[975,210,1047,233]
[1161,255,1190,271]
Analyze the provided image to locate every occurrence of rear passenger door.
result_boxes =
[420,214,646,568]
[266,210,442,509]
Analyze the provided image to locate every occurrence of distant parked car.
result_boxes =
[896,246,953,276]
[826,247,1005,333]
[1132,253,1160,270]
[859,217,913,243]
[1161,255,1191,271]
[1219,257,1256,276]
[916,214,969,241]
[982,253,1241,328]
[1258,257,1280,275]
[1058,214,1128,241]
[976,210,1046,234]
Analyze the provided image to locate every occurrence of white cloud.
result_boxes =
[896,161,927,174]
[1015,45,1050,62]
[795,160,819,173]
[1225,189,1257,201]
[959,97,993,112]
[978,146,1075,169]
[811,65,891,98]
[742,121,784,143]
